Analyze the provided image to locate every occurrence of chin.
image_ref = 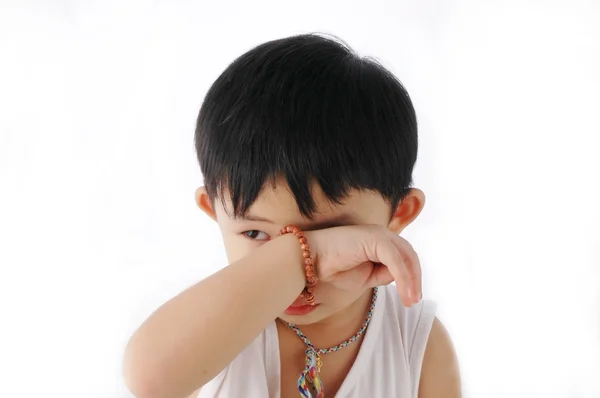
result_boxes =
[278,305,328,325]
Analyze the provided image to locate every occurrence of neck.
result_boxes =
[288,288,374,349]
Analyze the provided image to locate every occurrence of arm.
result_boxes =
[186,389,201,398]
[123,234,305,398]
[418,318,461,398]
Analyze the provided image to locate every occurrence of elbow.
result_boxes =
[123,340,205,398]
[124,374,160,398]
[123,340,167,398]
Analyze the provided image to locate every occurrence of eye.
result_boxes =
[242,230,271,241]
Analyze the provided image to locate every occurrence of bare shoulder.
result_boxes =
[418,317,461,398]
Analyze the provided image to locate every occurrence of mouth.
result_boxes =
[283,303,320,316]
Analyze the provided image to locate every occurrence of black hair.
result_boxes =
[195,34,418,218]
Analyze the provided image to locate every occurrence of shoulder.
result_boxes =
[418,317,461,398]
[380,284,437,360]
[379,286,460,396]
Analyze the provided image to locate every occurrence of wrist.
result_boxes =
[269,233,307,293]
[278,225,318,304]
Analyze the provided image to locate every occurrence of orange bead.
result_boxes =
[280,224,318,300]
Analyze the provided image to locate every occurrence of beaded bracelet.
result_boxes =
[279,225,318,305]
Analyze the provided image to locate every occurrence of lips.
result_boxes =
[284,303,319,316]
[289,296,311,307]
[283,295,319,316]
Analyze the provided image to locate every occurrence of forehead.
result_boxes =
[216,180,391,228]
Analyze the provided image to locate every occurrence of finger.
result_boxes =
[390,235,422,303]
[365,263,394,287]
[371,238,413,307]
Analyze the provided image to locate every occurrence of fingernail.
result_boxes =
[414,292,422,303]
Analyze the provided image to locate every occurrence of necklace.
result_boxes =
[283,288,378,398]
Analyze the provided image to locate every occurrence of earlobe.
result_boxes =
[195,186,218,221]
[388,188,426,234]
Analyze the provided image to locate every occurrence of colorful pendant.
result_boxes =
[285,288,378,398]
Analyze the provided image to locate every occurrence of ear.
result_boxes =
[195,186,218,222]
[388,188,426,234]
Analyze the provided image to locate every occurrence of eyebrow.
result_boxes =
[234,213,359,230]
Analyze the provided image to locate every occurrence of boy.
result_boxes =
[124,34,460,398]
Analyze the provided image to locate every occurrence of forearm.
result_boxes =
[123,234,305,398]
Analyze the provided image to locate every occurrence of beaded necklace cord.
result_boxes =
[282,287,379,398]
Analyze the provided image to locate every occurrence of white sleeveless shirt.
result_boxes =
[199,284,436,398]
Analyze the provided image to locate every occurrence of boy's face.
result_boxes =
[195,178,424,325]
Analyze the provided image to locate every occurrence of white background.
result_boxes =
[1,1,599,397]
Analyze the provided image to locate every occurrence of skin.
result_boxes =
[193,179,461,397]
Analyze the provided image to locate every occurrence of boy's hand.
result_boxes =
[306,225,422,307]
